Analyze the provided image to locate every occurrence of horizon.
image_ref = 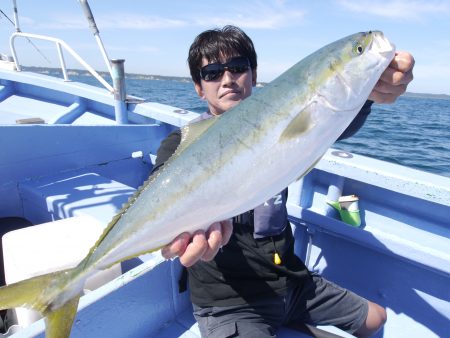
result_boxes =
[1,0,449,95]
[27,65,450,100]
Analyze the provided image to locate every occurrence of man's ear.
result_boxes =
[252,68,257,86]
[194,82,205,99]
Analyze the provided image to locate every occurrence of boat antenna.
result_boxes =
[11,0,20,32]
[0,1,51,64]
[78,0,113,77]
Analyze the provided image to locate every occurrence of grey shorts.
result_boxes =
[193,273,369,338]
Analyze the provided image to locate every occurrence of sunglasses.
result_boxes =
[199,57,251,81]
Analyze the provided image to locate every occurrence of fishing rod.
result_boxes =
[0,1,51,64]
[78,0,113,77]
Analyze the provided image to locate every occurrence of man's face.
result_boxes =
[194,56,257,116]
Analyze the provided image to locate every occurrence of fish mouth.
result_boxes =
[326,31,396,112]
[369,31,396,56]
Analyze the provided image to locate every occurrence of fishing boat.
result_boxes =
[0,1,449,337]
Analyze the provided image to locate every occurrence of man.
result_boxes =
[156,26,415,337]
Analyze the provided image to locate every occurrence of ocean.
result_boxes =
[76,74,450,178]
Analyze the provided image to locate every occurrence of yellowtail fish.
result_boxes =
[0,31,395,337]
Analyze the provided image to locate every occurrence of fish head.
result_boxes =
[316,30,396,111]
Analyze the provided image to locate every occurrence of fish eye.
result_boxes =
[354,43,364,55]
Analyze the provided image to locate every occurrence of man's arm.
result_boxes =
[339,100,373,140]
[151,130,181,174]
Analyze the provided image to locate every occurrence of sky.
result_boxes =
[0,0,449,95]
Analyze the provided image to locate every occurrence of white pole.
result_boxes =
[78,0,113,77]
[12,0,21,32]
[56,42,69,81]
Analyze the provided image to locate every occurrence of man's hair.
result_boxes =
[188,25,257,84]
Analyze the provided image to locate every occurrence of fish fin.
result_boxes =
[44,295,81,338]
[280,106,315,141]
[0,268,83,337]
[177,116,219,155]
[93,116,221,254]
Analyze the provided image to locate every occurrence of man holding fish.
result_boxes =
[0,25,415,338]
[158,26,414,337]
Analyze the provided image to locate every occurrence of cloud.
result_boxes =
[107,45,160,53]
[337,0,450,20]
[192,13,303,30]
[192,1,305,29]
[19,16,86,30]
[20,1,305,32]
[96,1,305,31]
[97,14,187,30]
[28,15,187,31]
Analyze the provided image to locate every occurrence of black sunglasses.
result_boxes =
[199,57,251,81]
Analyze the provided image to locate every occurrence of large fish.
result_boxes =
[0,31,394,337]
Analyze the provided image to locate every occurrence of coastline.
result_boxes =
[23,66,450,100]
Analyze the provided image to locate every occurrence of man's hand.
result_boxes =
[161,220,233,267]
[369,51,415,104]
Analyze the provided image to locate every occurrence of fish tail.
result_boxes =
[45,295,80,338]
[0,268,83,338]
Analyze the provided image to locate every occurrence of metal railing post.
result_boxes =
[111,59,128,124]
[10,32,114,92]
[56,42,69,81]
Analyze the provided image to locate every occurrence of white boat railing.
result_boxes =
[9,32,114,93]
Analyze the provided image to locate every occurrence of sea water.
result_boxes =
[75,75,450,178]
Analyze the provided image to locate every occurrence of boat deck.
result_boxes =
[0,67,199,127]
[1,148,448,337]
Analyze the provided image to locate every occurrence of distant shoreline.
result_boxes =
[24,66,450,100]
[401,92,450,100]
